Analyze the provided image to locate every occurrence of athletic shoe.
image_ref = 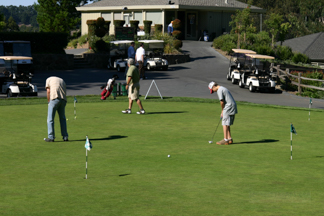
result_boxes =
[216,139,229,145]
[228,138,233,144]
[63,137,69,142]
[136,109,145,114]
[44,138,54,142]
[122,109,131,114]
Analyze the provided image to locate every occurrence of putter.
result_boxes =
[209,117,222,144]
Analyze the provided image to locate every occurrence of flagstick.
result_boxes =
[290,131,293,160]
[308,103,311,121]
[85,148,88,179]
[74,100,77,120]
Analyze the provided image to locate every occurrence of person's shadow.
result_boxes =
[232,139,279,145]
[58,135,127,142]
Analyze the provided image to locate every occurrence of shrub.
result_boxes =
[114,20,125,27]
[213,34,235,50]
[144,20,152,35]
[275,45,293,61]
[172,19,181,30]
[172,30,182,39]
[78,34,88,45]
[154,24,163,34]
[292,53,310,64]
[252,44,275,56]
[173,39,182,49]
[221,40,236,54]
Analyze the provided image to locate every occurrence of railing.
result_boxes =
[271,64,324,94]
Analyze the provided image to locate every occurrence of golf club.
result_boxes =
[209,117,222,144]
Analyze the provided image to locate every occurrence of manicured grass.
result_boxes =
[1,97,324,215]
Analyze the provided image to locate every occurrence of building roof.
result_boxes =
[78,0,263,11]
[281,32,324,61]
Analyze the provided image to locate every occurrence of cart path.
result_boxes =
[12,41,324,109]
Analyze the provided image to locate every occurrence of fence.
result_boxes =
[271,65,324,94]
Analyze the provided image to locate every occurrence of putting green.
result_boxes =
[0,97,324,216]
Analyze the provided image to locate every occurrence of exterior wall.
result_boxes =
[146,11,163,25]
[81,12,101,35]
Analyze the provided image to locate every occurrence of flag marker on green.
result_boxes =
[290,124,297,160]
[308,98,312,121]
[74,96,78,120]
[85,135,92,179]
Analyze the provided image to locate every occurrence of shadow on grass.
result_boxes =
[146,111,187,115]
[58,135,127,142]
[233,139,279,145]
[119,174,131,177]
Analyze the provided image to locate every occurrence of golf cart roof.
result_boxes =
[110,40,134,44]
[0,56,33,60]
[246,54,275,60]
[138,40,164,43]
[232,49,256,54]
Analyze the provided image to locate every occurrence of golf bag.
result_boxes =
[100,74,119,100]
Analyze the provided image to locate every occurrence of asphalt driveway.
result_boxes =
[9,41,324,109]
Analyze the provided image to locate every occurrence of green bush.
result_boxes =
[213,34,236,53]
[172,30,182,39]
[292,53,310,64]
[221,40,236,54]
[252,44,275,56]
[154,24,163,34]
[275,45,293,61]
[114,20,125,27]
[78,34,88,45]
[172,19,181,30]
[130,20,139,30]
[173,39,182,49]
[87,20,97,38]
[144,20,152,35]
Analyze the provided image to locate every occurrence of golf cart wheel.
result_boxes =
[239,80,244,88]
[227,71,231,80]
[146,63,151,71]
[7,89,18,97]
[231,77,237,84]
[162,66,168,71]
[249,83,255,92]
[270,87,275,93]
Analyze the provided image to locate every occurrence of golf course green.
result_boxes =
[1,96,323,215]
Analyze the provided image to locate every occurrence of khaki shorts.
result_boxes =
[222,115,235,126]
[128,83,140,100]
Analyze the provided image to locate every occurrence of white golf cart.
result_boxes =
[0,56,38,97]
[228,49,256,84]
[238,54,276,92]
[138,40,168,71]
[107,40,134,72]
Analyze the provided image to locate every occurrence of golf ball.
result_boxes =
[67,119,69,121]
[168,155,171,158]
[209,141,213,144]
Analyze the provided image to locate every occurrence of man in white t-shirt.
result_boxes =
[135,43,146,79]
[44,76,68,142]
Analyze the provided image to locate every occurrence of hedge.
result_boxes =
[0,32,68,54]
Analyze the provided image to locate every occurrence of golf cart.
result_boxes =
[107,40,134,72]
[227,49,256,84]
[238,54,276,92]
[138,40,168,71]
[0,56,38,97]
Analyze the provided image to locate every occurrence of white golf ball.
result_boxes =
[168,155,170,158]
[209,141,213,144]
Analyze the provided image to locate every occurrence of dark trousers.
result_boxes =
[138,61,145,78]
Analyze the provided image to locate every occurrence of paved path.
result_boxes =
[14,41,324,109]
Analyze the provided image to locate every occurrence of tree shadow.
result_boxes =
[57,135,127,142]
[233,139,279,145]
[190,56,216,61]
[146,111,187,115]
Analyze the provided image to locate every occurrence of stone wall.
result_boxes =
[83,53,110,68]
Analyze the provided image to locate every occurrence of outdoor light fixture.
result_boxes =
[168,1,174,5]
[123,7,127,10]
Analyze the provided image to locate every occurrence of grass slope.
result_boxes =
[0,97,324,215]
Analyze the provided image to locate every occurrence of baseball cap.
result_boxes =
[208,81,215,94]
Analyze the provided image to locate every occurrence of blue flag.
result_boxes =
[85,136,92,151]
[290,124,297,135]
[74,96,78,103]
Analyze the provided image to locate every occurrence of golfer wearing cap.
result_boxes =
[208,81,237,145]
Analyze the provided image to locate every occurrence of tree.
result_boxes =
[0,13,5,31]
[264,13,283,47]
[36,0,81,33]
[7,16,20,32]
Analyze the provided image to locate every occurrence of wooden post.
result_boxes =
[298,72,302,94]
[285,68,289,91]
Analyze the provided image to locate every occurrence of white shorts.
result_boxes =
[128,83,140,100]
[222,115,235,126]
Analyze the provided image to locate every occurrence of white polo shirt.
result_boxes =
[136,47,145,62]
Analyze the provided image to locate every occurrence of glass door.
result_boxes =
[186,12,197,40]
